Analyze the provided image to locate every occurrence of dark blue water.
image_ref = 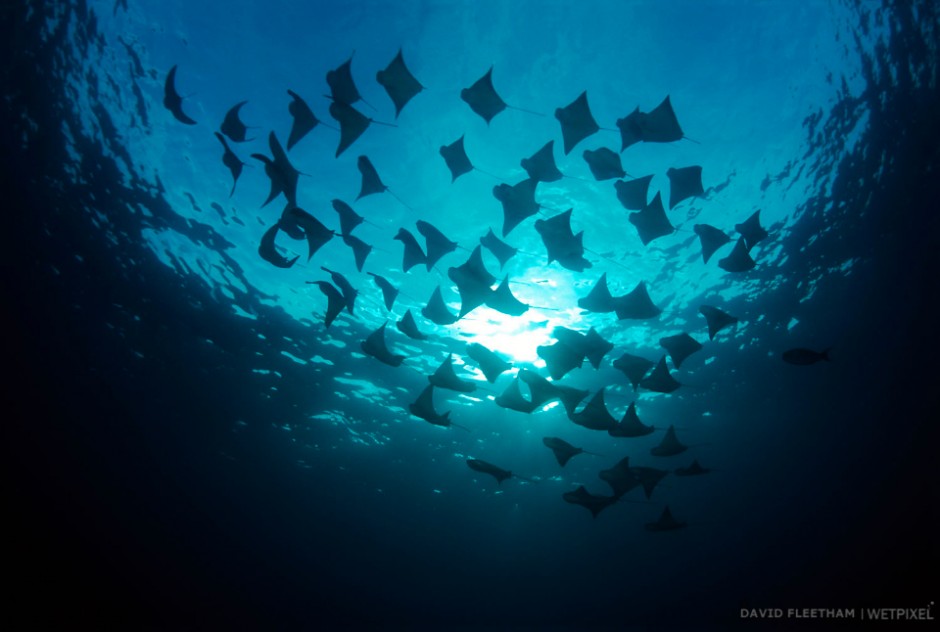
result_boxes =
[4,1,938,629]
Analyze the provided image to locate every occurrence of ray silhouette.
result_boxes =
[542,437,599,467]
[328,102,395,158]
[534,209,591,272]
[277,204,306,241]
[629,192,674,246]
[309,280,346,328]
[287,89,330,151]
[660,333,703,369]
[448,245,496,317]
[461,67,505,124]
[321,266,358,315]
[343,234,372,272]
[537,341,584,380]
[327,55,369,108]
[569,388,618,431]
[699,305,738,340]
[608,402,655,438]
[495,377,539,413]
[393,227,427,273]
[578,273,618,314]
[555,91,600,155]
[645,505,686,532]
[583,147,625,181]
[675,460,710,476]
[251,132,300,208]
[519,369,588,416]
[220,100,252,142]
[735,209,769,250]
[667,166,704,209]
[651,425,688,457]
[485,276,529,316]
[361,322,405,367]
[258,223,298,269]
[416,220,458,271]
[718,238,756,272]
[493,178,540,237]
[632,466,670,500]
[440,135,474,182]
[357,155,388,199]
[214,132,245,197]
[287,207,335,261]
[480,229,518,269]
[332,199,366,237]
[614,281,662,320]
[693,223,731,263]
[599,457,642,498]
[422,286,459,325]
[429,355,476,393]
[614,175,654,210]
[467,459,533,484]
[520,140,563,183]
[640,356,681,393]
[369,273,399,311]
[554,326,612,369]
[396,309,428,341]
[163,65,196,125]
[466,343,512,383]
[613,353,655,391]
[564,486,619,518]
[616,96,684,151]
[376,48,423,118]
[410,384,462,429]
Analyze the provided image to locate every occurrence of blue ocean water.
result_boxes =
[4,1,938,629]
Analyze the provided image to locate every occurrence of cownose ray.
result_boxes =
[495,376,539,413]
[667,166,705,209]
[651,425,688,457]
[693,223,731,263]
[410,384,468,430]
[396,309,428,340]
[675,459,710,476]
[258,223,298,269]
[699,305,738,340]
[569,388,619,432]
[326,54,372,108]
[613,281,662,320]
[356,156,411,210]
[735,209,769,250]
[332,199,367,238]
[439,135,501,183]
[308,280,347,328]
[660,333,703,369]
[613,353,655,391]
[428,354,476,393]
[287,89,334,151]
[213,132,245,197]
[555,91,601,155]
[342,233,372,272]
[163,65,196,125]
[361,322,406,367]
[467,458,535,484]
[277,204,306,240]
[376,48,423,118]
[640,356,681,393]
[521,140,585,183]
[460,66,542,125]
[328,101,395,158]
[393,227,427,273]
[718,238,756,272]
[493,178,540,237]
[563,486,619,518]
[369,272,399,311]
[645,505,686,532]
[321,266,358,314]
[537,339,584,380]
[465,342,512,383]
[422,286,460,325]
[519,369,588,417]
[251,131,301,208]
[287,207,335,261]
[583,147,626,181]
[599,457,642,497]
[578,273,618,314]
[629,192,674,246]
[447,245,496,317]
[220,100,253,142]
[614,175,654,210]
[416,220,458,271]
[609,402,656,438]
[534,209,592,272]
[480,229,518,269]
[632,465,670,500]
[485,276,529,316]
[542,437,601,467]
[554,326,613,369]
[617,95,685,151]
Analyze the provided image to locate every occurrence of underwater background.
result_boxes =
[4,1,938,629]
